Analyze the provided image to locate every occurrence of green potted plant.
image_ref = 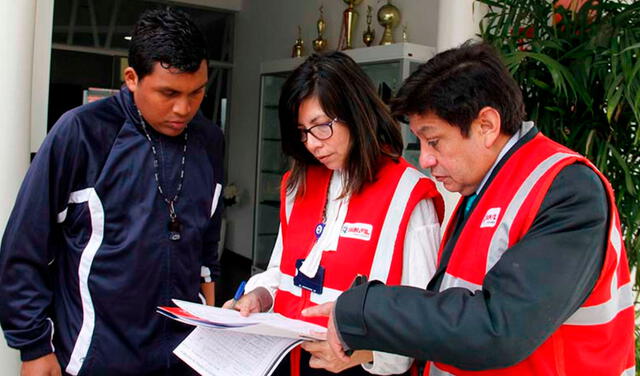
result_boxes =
[478,0,639,362]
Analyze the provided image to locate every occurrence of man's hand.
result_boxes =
[222,289,264,317]
[302,302,350,363]
[301,340,373,373]
[21,353,61,376]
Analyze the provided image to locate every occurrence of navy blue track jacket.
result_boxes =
[0,87,224,375]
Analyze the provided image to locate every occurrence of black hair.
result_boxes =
[279,51,403,197]
[128,7,207,79]
[391,41,525,136]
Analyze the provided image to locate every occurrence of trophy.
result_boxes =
[362,5,375,47]
[338,0,363,50]
[291,25,304,58]
[313,6,328,52]
[402,24,408,43]
[377,0,401,45]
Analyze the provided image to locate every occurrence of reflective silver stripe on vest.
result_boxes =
[485,153,576,273]
[564,279,633,325]
[279,168,424,302]
[565,196,633,325]
[610,214,622,257]
[428,363,456,376]
[440,272,482,292]
[622,366,636,376]
[279,273,342,304]
[310,285,342,304]
[477,151,632,326]
[65,188,104,376]
[440,153,575,292]
[369,167,424,283]
[279,273,302,297]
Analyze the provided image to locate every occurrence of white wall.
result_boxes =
[226,0,439,259]
[31,0,54,153]
[434,0,486,228]
[0,0,41,372]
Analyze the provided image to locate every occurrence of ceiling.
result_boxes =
[51,0,234,62]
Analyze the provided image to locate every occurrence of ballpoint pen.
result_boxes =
[231,280,246,309]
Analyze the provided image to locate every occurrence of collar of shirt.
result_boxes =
[474,121,535,195]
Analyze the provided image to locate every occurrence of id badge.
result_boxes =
[293,258,324,294]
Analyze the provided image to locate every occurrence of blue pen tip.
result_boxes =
[233,281,246,301]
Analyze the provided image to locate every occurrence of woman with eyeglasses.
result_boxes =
[224,51,444,375]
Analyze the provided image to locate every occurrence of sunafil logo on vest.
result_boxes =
[480,208,501,228]
[341,223,373,241]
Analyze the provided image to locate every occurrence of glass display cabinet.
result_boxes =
[252,43,435,273]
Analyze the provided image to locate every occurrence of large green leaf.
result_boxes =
[609,144,637,194]
[618,43,640,55]
[513,51,592,107]
[605,75,625,123]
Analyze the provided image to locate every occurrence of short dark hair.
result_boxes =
[391,41,525,136]
[279,51,403,197]
[128,7,207,79]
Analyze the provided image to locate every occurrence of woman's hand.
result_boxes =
[222,287,271,317]
[301,340,373,373]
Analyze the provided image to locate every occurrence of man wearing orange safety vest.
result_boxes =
[303,41,635,376]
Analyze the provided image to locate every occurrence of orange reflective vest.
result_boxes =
[425,134,635,376]
[274,158,443,327]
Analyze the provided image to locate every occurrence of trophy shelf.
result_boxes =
[260,42,435,74]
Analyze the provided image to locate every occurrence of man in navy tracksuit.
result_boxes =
[0,8,224,375]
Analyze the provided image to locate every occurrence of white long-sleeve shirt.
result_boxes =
[246,171,441,375]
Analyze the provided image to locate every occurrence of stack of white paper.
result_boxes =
[157,299,328,376]
[174,327,300,376]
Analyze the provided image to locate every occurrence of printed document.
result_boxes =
[157,299,328,376]
[175,326,299,376]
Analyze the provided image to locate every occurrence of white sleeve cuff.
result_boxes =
[361,351,413,375]
[200,266,212,283]
[244,224,285,311]
[245,268,280,312]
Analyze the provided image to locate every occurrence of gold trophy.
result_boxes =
[362,5,375,47]
[339,0,363,50]
[313,6,328,52]
[377,0,401,45]
[292,25,304,58]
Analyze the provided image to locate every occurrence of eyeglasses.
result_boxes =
[299,118,339,143]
